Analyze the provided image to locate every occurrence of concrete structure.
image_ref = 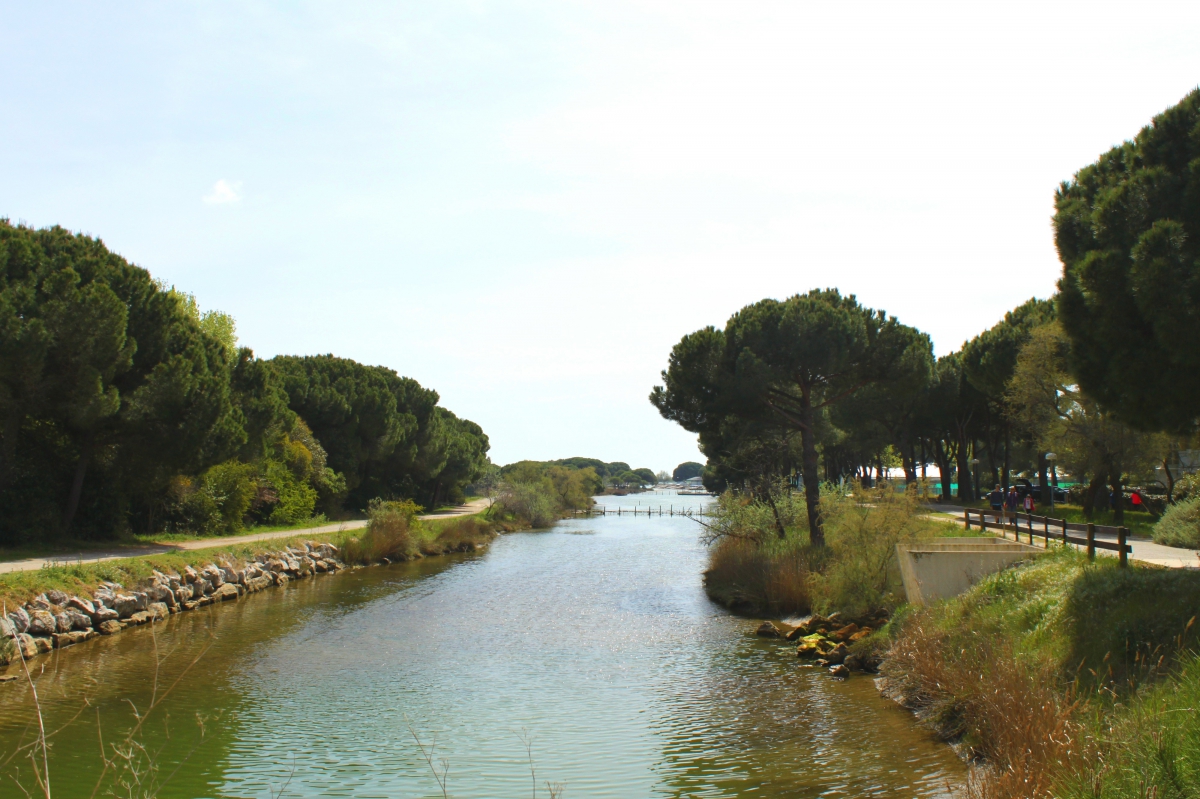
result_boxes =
[897,537,1040,606]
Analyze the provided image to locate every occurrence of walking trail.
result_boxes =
[927,504,1200,569]
[0,497,492,575]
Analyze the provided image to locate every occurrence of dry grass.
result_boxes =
[883,613,1088,799]
[419,516,494,556]
[704,536,813,615]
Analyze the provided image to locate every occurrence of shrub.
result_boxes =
[421,516,494,555]
[495,480,559,527]
[1153,495,1200,548]
[810,482,928,616]
[704,534,812,615]
[342,499,422,564]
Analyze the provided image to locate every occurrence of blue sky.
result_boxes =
[3,1,1200,471]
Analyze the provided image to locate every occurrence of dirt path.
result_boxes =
[0,498,492,575]
[926,504,1200,569]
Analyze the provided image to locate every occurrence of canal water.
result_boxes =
[0,493,964,797]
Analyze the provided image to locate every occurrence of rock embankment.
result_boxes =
[755,608,890,677]
[1,541,344,667]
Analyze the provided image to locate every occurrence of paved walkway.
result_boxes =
[927,504,1200,569]
[0,498,492,575]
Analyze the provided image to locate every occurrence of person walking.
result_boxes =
[1023,492,1036,514]
[988,484,1004,524]
[1005,485,1019,515]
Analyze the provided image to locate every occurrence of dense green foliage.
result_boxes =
[0,221,489,544]
[1055,89,1200,432]
[651,289,931,544]
[1153,495,1200,548]
[672,461,703,481]
[501,457,654,488]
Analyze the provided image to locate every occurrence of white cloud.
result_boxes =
[202,179,242,204]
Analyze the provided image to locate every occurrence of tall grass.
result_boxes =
[882,548,1200,798]
[702,481,950,617]
[340,499,421,564]
[704,535,812,615]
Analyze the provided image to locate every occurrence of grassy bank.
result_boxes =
[0,509,499,610]
[702,483,967,617]
[880,547,1200,797]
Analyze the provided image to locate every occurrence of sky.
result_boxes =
[2,2,1199,473]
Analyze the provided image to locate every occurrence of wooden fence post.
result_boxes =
[1061,518,1067,544]
[964,509,970,531]
[1119,527,1129,568]
[1087,523,1095,561]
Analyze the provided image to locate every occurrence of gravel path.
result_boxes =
[0,498,492,575]
[927,504,1200,569]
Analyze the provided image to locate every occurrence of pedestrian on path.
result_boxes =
[988,484,1004,512]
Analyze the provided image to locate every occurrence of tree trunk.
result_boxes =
[1111,472,1124,525]
[1082,475,1105,521]
[0,412,19,495]
[1037,451,1050,505]
[1163,458,1176,503]
[798,399,824,547]
[954,434,973,502]
[1003,423,1011,490]
[763,488,787,539]
[63,435,94,534]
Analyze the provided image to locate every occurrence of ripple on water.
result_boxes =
[0,508,963,798]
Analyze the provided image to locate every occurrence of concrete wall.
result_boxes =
[897,537,1040,605]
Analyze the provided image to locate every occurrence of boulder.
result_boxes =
[796,643,822,658]
[314,560,328,573]
[96,620,122,635]
[184,566,200,583]
[147,602,170,621]
[8,607,30,634]
[0,617,14,639]
[91,606,119,623]
[66,610,93,631]
[244,575,272,593]
[848,627,873,643]
[28,596,52,611]
[755,621,782,637]
[54,613,72,633]
[53,630,93,648]
[111,590,140,614]
[212,584,239,602]
[27,610,57,636]
[46,589,69,606]
[175,584,193,604]
[829,664,850,678]
[823,643,849,665]
[125,611,153,626]
[32,636,52,654]
[203,565,224,588]
[195,579,213,597]
[181,600,201,612]
[273,573,289,586]
[830,623,859,642]
[16,633,40,659]
[67,596,96,616]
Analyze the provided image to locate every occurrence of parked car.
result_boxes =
[1013,479,1067,504]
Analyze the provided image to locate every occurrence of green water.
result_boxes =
[0,496,964,797]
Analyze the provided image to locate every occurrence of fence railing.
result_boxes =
[963,508,1131,567]
[570,505,704,518]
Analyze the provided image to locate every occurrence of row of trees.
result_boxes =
[0,222,490,544]
[652,88,1200,543]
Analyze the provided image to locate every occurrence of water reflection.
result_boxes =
[0,494,963,798]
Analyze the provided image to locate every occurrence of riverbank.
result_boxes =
[874,547,1200,797]
[0,509,505,670]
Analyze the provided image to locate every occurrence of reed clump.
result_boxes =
[701,481,946,617]
[882,548,1200,798]
[341,499,421,564]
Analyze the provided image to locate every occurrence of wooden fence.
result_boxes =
[570,505,702,518]
[963,508,1131,567]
